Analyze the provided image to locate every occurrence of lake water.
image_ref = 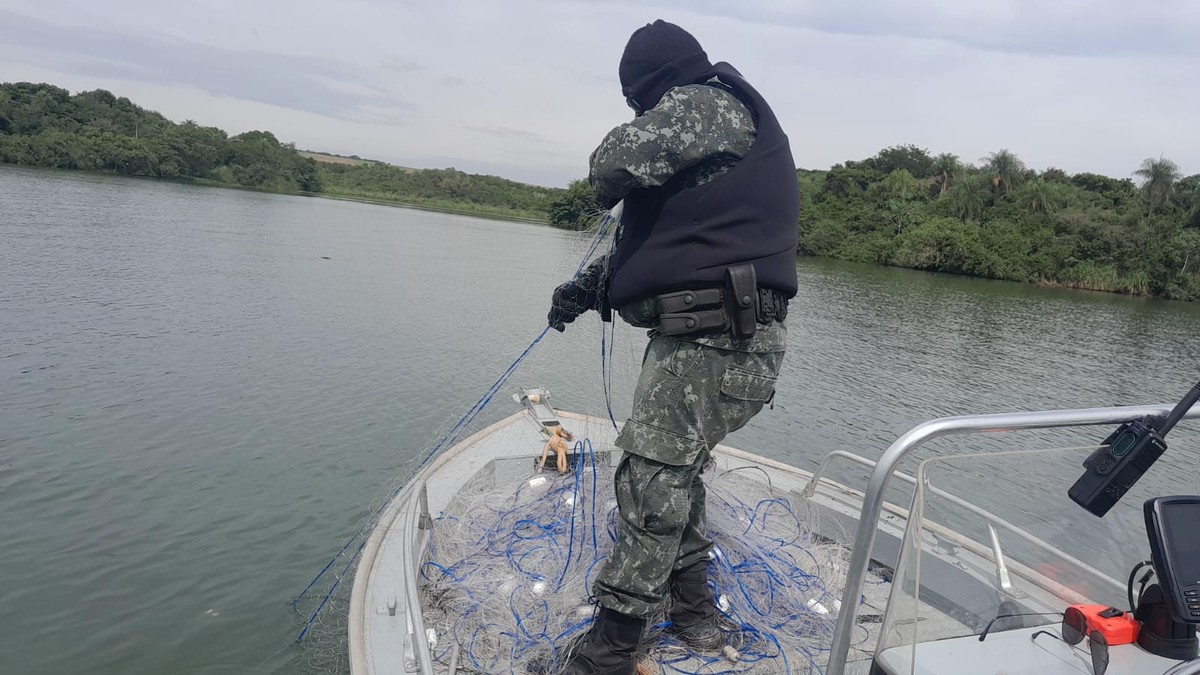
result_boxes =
[3,165,1199,674]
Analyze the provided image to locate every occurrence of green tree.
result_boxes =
[821,162,881,198]
[1071,172,1128,194]
[1013,179,1074,214]
[0,88,11,134]
[891,217,985,274]
[946,171,990,221]
[982,149,1026,197]
[1172,229,1200,275]
[169,121,227,177]
[878,168,920,198]
[930,153,960,196]
[547,180,602,229]
[1070,171,1137,209]
[869,144,933,178]
[295,158,323,192]
[316,158,556,219]
[1174,174,1200,212]
[99,134,156,174]
[1134,157,1182,212]
[979,147,1027,195]
[1040,167,1069,183]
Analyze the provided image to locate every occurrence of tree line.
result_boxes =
[796,145,1200,301]
[319,161,557,221]
[0,83,322,192]
[0,82,556,220]
[547,146,1200,301]
[4,83,1198,300]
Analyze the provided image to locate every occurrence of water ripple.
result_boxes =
[3,165,1200,673]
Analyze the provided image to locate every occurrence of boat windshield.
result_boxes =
[874,440,1200,675]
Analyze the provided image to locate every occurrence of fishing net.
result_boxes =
[290,207,874,673]
[420,441,858,674]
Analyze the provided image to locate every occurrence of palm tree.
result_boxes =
[948,171,990,221]
[931,153,960,196]
[981,149,1026,197]
[1133,156,1182,212]
[1014,179,1069,214]
[880,168,919,198]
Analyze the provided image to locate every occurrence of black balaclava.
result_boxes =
[618,20,715,114]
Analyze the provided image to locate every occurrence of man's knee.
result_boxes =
[641,501,690,536]
[637,465,696,536]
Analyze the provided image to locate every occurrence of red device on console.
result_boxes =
[1073,604,1140,645]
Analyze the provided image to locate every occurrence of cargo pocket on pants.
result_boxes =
[720,365,777,403]
[716,364,778,436]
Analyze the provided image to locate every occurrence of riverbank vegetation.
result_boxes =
[0,83,323,192]
[3,83,1198,300]
[795,145,1200,301]
[549,146,1200,300]
[319,162,555,221]
[0,82,555,220]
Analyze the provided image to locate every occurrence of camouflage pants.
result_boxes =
[592,333,784,618]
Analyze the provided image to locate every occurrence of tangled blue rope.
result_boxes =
[418,447,866,674]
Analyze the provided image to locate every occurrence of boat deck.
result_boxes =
[353,411,948,674]
[351,401,1200,675]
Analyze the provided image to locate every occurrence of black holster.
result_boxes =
[724,264,758,339]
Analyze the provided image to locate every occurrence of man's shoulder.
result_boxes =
[659,83,750,115]
[661,83,727,101]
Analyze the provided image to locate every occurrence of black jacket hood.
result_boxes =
[618,20,715,113]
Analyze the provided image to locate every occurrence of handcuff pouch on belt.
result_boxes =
[654,263,769,339]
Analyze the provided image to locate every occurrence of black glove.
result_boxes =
[547,257,608,332]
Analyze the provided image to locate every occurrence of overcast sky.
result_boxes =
[3,1,1199,187]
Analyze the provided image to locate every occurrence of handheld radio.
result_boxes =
[1069,381,1200,517]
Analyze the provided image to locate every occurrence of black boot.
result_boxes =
[666,560,727,653]
[556,606,645,675]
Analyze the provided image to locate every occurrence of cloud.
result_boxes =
[1,0,1199,186]
[652,0,1200,58]
[0,9,413,122]
[406,154,580,188]
[464,125,551,144]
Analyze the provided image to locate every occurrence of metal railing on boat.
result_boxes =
[400,484,435,675]
[824,403,1200,675]
[803,450,1125,597]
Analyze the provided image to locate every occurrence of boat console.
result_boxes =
[874,624,1180,675]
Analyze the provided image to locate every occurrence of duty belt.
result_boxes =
[654,287,789,338]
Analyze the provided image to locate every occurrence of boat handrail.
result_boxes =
[400,485,436,674]
[804,450,1126,596]
[825,403,1200,675]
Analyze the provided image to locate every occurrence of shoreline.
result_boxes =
[308,191,549,224]
[0,163,551,224]
[2,162,1192,303]
[179,174,550,223]
[805,254,1191,305]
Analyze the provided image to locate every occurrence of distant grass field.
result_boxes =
[297,151,374,166]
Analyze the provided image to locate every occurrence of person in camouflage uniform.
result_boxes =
[546,19,800,675]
